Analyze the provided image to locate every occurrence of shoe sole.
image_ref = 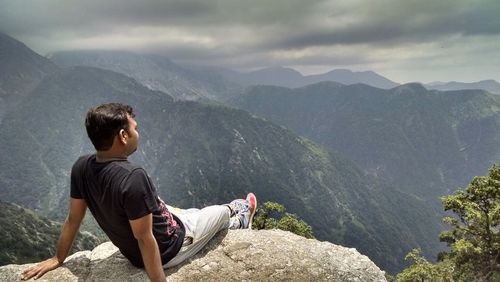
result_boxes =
[246,193,257,229]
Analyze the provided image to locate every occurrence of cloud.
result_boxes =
[1,0,499,82]
[277,1,500,48]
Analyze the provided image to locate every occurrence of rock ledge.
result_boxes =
[0,229,387,281]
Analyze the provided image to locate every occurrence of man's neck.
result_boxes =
[95,151,128,163]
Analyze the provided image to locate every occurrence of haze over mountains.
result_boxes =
[49,50,401,101]
[49,50,239,101]
[1,32,498,274]
[49,49,500,97]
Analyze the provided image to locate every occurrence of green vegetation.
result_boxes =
[253,201,314,239]
[395,248,453,282]
[397,164,500,281]
[0,201,100,266]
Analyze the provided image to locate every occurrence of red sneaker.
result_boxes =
[246,193,257,229]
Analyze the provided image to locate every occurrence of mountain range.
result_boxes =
[229,82,500,209]
[49,49,500,97]
[0,33,449,273]
[49,51,399,99]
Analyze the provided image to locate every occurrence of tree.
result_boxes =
[395,248,453,282]
[439,164,500,281]
[397,164,499,281]
[253,201,314,239]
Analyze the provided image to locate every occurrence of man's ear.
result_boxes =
[119,129,128,144]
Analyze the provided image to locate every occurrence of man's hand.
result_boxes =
[21,257,62,280]
[20,198,86,281]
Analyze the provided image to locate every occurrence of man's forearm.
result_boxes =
[21,198,86,281]
[21,214,82,280]
[137,234,166,282]
[55,216,81,263]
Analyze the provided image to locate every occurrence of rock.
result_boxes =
[1,229,387,281]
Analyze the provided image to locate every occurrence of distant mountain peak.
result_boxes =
[0,32,58,122]
[299,80,346,90]
[306,68,399,89]
[0,32,57,72]
[247,66,304,78]
[425,79,500,95]
[325,68,365,75]
[223,66,399,89]
[0,32,26,48]
[392,82,427,95]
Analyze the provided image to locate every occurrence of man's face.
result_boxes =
[124,115,139,156]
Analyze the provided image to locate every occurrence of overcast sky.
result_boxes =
[1,0,499,83]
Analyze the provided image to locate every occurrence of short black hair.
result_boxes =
[85,103,135,150]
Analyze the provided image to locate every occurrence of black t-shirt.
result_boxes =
[70,154,185,267]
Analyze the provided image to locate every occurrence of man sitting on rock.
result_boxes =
[21,103,257,282]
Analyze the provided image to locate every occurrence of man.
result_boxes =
[21,103,257,281]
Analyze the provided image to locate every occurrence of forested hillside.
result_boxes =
[0,201,99,266]
[230,82,500,209]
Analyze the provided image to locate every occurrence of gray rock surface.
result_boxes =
[1,229,387,281]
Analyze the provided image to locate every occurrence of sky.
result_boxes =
[1,0,499,83]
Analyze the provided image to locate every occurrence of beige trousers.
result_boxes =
[163,205,230,268]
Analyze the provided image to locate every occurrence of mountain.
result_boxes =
[217,67,399,89]
[304,69,399,89]
[49,50,239,101]
[426,79,500,94]
[229,82,500,208]
[0,201,100,266]
[222,66,306,88]
[0,66,442,273]
[0,32,58,123]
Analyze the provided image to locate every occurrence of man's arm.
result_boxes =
[21,198,87,281]
[129,213,166,282]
